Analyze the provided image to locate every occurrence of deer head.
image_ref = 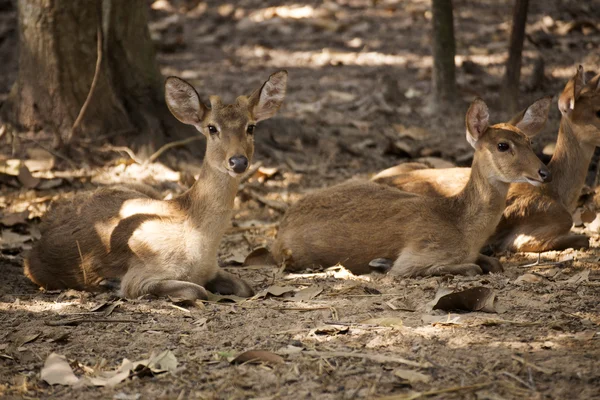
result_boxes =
[558,65,600,146]
[466,97,552,186]
[164,71,288,176]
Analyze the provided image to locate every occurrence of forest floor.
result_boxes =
[1,0,600,399]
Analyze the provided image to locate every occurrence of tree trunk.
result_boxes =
[501,0,529,114]
[1,0,193,156]
[431,0,457,110]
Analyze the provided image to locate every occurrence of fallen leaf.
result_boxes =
[432,287,497,313]
[231,350,284,365]
[566,270,590,284]
[41,353,79,386]
[243,247,277,267]
[253,285,295,299]
[394,368,431,384]
[206,292,247,303]
[25,148,55,171]
[147,350,178,373]
[15,332,41,347]
[361,317,404,328]
[17,165,40,189]
[310,325,350,336]
[256,166,279,181]
[421,314,463,325]
[514,273,546,284]
[37,178,64,190]
[292,285,323,302]
[1,230,32,247]
[0,211,29,227]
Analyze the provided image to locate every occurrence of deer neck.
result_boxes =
[452,152,509,237]
[175,162,240,227]
[547,118,595,212]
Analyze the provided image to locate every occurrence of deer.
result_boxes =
[271,97,551,277]
[24,71,288,300]
[373,66,600,253]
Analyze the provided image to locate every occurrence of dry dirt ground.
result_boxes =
[1,0,600,399]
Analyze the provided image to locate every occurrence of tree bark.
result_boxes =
[431,0,457,110]
[501,0,529,114]
[1,0,192,156]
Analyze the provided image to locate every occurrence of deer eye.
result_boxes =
[247,125,256,135]
[497,142,510,152]
[207,125,218,135]
[596,110,600,118]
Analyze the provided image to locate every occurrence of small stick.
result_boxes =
[44,317,138,326]
[501,371,535,390]
[146,135,204,164]
[97,144,144,164]
[511,355,553,375]
[376,382,492,400]
[70,22,103,143]
[301,351,431,369]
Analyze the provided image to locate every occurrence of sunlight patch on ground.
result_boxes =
[249,5,318,21]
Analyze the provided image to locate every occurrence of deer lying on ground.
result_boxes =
[24,71,288,300]
[272,97,551,277]
[373,67,600,253]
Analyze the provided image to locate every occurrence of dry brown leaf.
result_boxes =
[17,164,40,189]
[394,368,431,384]
[0,211,29,227]
[514,273,546,284]
[566,270,590,284]
[432,287,497,313]
[253,285,295,299]
[1,230,32,247]
[231,350,284,365]
[206,292,247,303]
[243,247,277,267]
[310,325,350,336]
[15,332,40,347]
[41,353,79,386]
[25,148,55,171]
[292,285,323,302]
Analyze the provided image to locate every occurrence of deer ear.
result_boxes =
[558,65,585,116]
[165,77,207,128]
[465,98,489,148]
[509,96,552,138]
[249,70,288,122]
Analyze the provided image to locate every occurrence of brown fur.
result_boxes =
[272,98,550,277]
[24,71,288,300]
[373,67,600,253]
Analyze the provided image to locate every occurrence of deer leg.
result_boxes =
[475,254,504,274]
[205,270,254,297]
[120,272,209,301]
[423,263,483,277]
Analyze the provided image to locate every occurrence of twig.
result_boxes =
[376,382,492,400]
[97,144,144,164]
[44,317,138,326]
[511,355,553,375]
[70,3,103,144]
[301,351,431,369]
[501,371,535,390]
[146,135,204,164]
[246,190,288,213]
[20,135,77,169]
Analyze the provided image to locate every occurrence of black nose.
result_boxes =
[538,167,552,182]
[229,155,249,174]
